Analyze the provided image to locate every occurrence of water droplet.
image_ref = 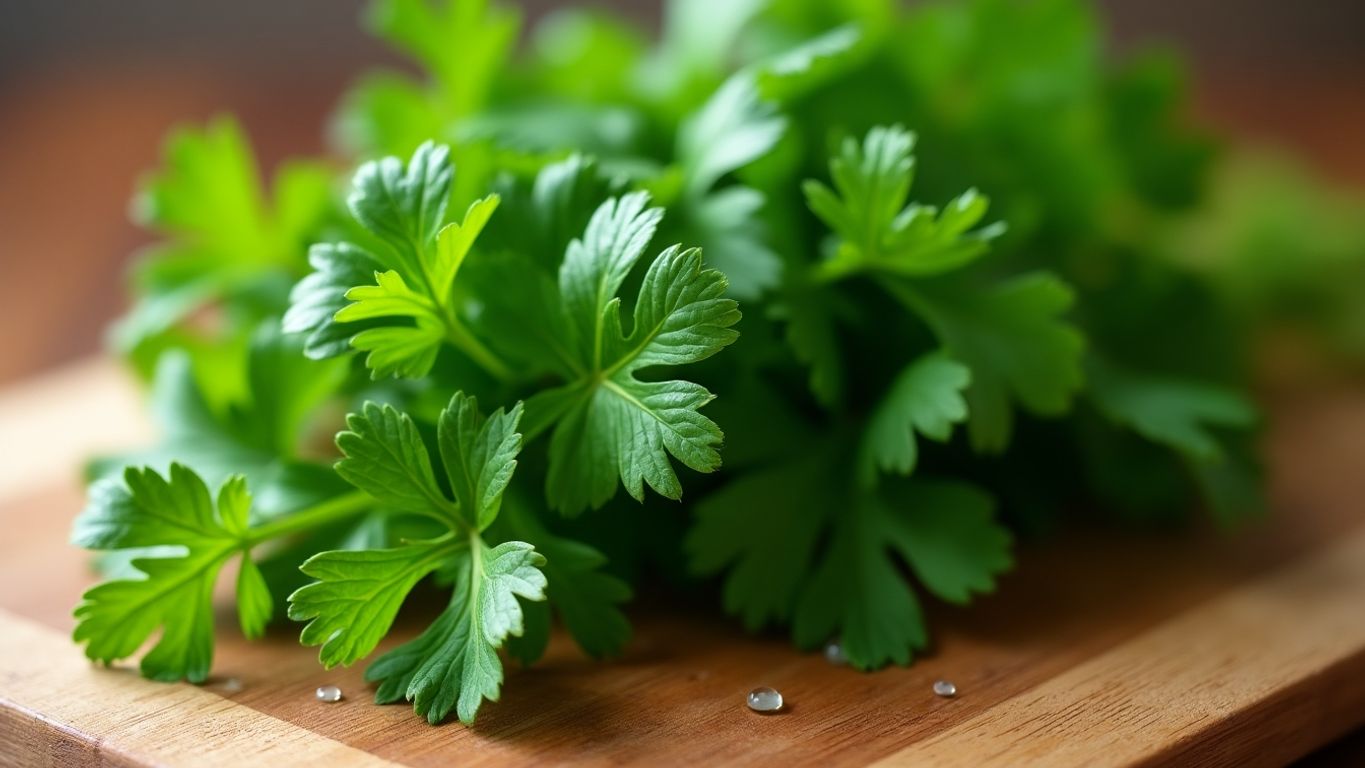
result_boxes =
[219,678,243,694]
[315,685,343,703]
[932,680,957,698]
[747,686,783,713]
[823,641,847,666]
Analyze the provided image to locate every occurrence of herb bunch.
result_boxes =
[73,0,1270,724]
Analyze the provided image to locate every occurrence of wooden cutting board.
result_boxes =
[2,360,1365,767]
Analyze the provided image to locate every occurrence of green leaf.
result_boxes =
[684,185,782,299]
[805,125,1004,281]
[365,540,546,724]
[794,478,1010,669]
[437,395,524,532]
[288,539,457,667]
[483,154,614,271]
[294,393,547,723]
[91,324,347,512]
[288,142,509,380]
[794,499,927,669]
[860,353,970,484]
[236,557,274,640]
[116,117,333,358]
[641,0,768,99]
[894,274,1086,452]
[368,0,519,118]
[284,243,385,358]
[883,479,1013,604]
[1087,358,1256,463]
[495,498,632,659]
[687,456,830,631]
[669,28,860,298]
[71,465,267,682]
[678,77,785,198]
[779,279,845,405]
[335,402,454,519]
[1087,356,1262,524]
[526,193,741,514]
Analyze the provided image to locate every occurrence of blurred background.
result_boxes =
[0,0,1363,386]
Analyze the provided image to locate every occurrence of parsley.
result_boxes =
[72,465,368,682]
[289,394,545,724]
[116,118,334,388]
[521,190,741,514]
[285,142,509,380]
[73,0,1299,727]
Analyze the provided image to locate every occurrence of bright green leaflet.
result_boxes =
[72,467,265,681]
[288,393,547,724]
[521,191,741,515]
[285,142,509,380]
[803,124,1085,452]
[115,117,333,377]
[805,125,1005,282]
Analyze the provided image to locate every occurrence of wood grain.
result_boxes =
[876,527,1365,768]
[0,609,400,768]
[2,364,1365,766]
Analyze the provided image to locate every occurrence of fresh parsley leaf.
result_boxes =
[793,478,1010,669]
[640,0,768,105]
[690,446,1010,668]
[678,77,786,200]
[494,496,632,661]
[777,277,846,406]
[285,142,510,380]
[687,454,830,631]
[115,117,333,365]
[484,154,615,272]
[72,467,266,681]
[365,540,545,724]
[1087,358,1256,463]
[289,392,547,724]
[522,192,741,514]
[891,274,1087,452]
[290,540,458,667]
[859,352,971,484]
[672,26,862,298]
[1087,356,1261,523]
[804,125,1005,281]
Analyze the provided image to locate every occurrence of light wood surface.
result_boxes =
[2,360,1365,766]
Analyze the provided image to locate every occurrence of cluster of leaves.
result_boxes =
[72,0,1285,725]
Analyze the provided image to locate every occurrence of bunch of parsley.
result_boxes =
[71,0,1265,725]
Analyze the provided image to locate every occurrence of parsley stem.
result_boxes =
[246,491,371,546]
[445,319,515,382]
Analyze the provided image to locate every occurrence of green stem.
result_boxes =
[445,319,515,382]
[246,491,371,546]
[875,275,927,316]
